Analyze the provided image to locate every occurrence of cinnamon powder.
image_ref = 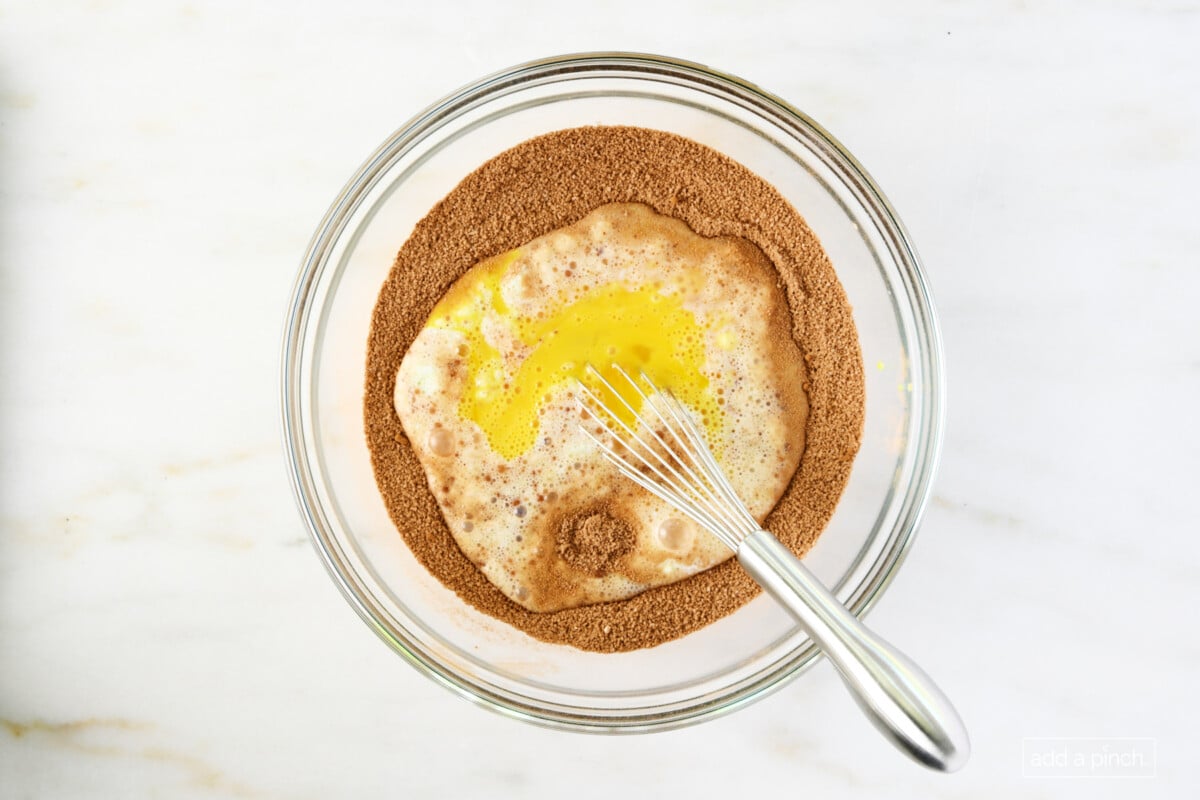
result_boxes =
[364,126,864,652]
[555,506,636,577]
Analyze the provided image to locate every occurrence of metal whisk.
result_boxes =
[576,364,969,772]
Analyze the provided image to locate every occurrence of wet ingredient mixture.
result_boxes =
[393,203,807,612]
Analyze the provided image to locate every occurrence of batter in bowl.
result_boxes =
[393,203,807,612]
[364,126,864,651]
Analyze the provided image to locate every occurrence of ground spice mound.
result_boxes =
[365,126,864,653]
[555,508,636,576]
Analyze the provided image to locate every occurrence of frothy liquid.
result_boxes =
[394,203,808,612]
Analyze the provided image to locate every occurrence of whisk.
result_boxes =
[576,364,969,772]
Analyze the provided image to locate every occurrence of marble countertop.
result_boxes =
[1,2,1195,797]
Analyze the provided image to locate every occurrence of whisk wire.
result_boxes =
[575,364,760,549]
[610,366,761,540]
[576,423,733,543]
[590,365,753,539]
[574,384,709,519]
[575,375,699,501]
[575,400,738,545]
[648,385,761,537]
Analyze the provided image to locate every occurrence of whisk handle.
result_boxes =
[737,529,970,772]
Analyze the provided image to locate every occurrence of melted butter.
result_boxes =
[429,248,722,458]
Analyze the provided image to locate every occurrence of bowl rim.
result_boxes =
[281,51,946,733]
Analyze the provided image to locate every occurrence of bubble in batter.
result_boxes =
[656,517,695,552]
[427,427,455,457]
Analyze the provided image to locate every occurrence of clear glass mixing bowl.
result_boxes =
[281,52,944,732]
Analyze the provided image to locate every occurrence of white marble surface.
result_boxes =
[1,1,1196,797]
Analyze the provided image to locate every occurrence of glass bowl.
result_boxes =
[281,52,944,732]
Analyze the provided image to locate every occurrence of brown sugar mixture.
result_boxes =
[555,507,636,577]
[365,126,864,652]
